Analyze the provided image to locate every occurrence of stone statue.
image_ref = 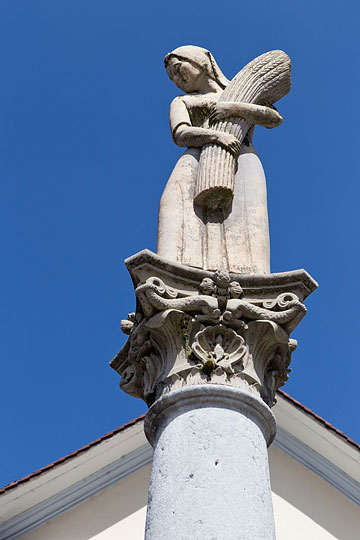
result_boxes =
[111,46,317,540]
[157,46,291,273]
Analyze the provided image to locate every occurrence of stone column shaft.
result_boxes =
[144,386,276,540]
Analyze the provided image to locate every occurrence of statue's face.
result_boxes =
[166,56,203,93]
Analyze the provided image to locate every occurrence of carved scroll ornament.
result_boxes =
[111,268,305,407]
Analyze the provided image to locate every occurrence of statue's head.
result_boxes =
[164,45,228,93]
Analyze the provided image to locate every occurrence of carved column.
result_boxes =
[111,250,317,540]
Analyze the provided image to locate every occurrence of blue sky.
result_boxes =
[1,0,359,487]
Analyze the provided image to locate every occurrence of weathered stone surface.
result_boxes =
[157,46,290,274]
[110,250,317,407]
[144,386,277,540]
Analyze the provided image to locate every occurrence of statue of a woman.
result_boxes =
[157,46,286,274]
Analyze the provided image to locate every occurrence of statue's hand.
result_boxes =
[209,103,235,124]
[213,132,241,156]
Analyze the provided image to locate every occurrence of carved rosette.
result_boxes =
[111,253,317,408]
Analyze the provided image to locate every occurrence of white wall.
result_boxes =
[19,448,359,540]
[19,465,150,540]
[269,445,360,540]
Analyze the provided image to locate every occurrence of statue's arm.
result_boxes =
[170,97,240,155]
[209,102,283,128]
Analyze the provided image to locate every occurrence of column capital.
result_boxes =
[111,250,317,409]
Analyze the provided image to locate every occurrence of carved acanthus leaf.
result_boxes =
[111,267,310,407]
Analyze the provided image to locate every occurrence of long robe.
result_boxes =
[157,95,270,274]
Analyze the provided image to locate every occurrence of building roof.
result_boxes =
[277,390,360,451]
[0,414,146,496]
[0,390,359,496]
[0,391,359,540]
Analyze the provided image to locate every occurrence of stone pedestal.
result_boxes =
[111,249,317,539]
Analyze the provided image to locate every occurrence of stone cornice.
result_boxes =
[125,249,318,301]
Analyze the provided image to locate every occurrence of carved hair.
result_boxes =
[164,45,229,90]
